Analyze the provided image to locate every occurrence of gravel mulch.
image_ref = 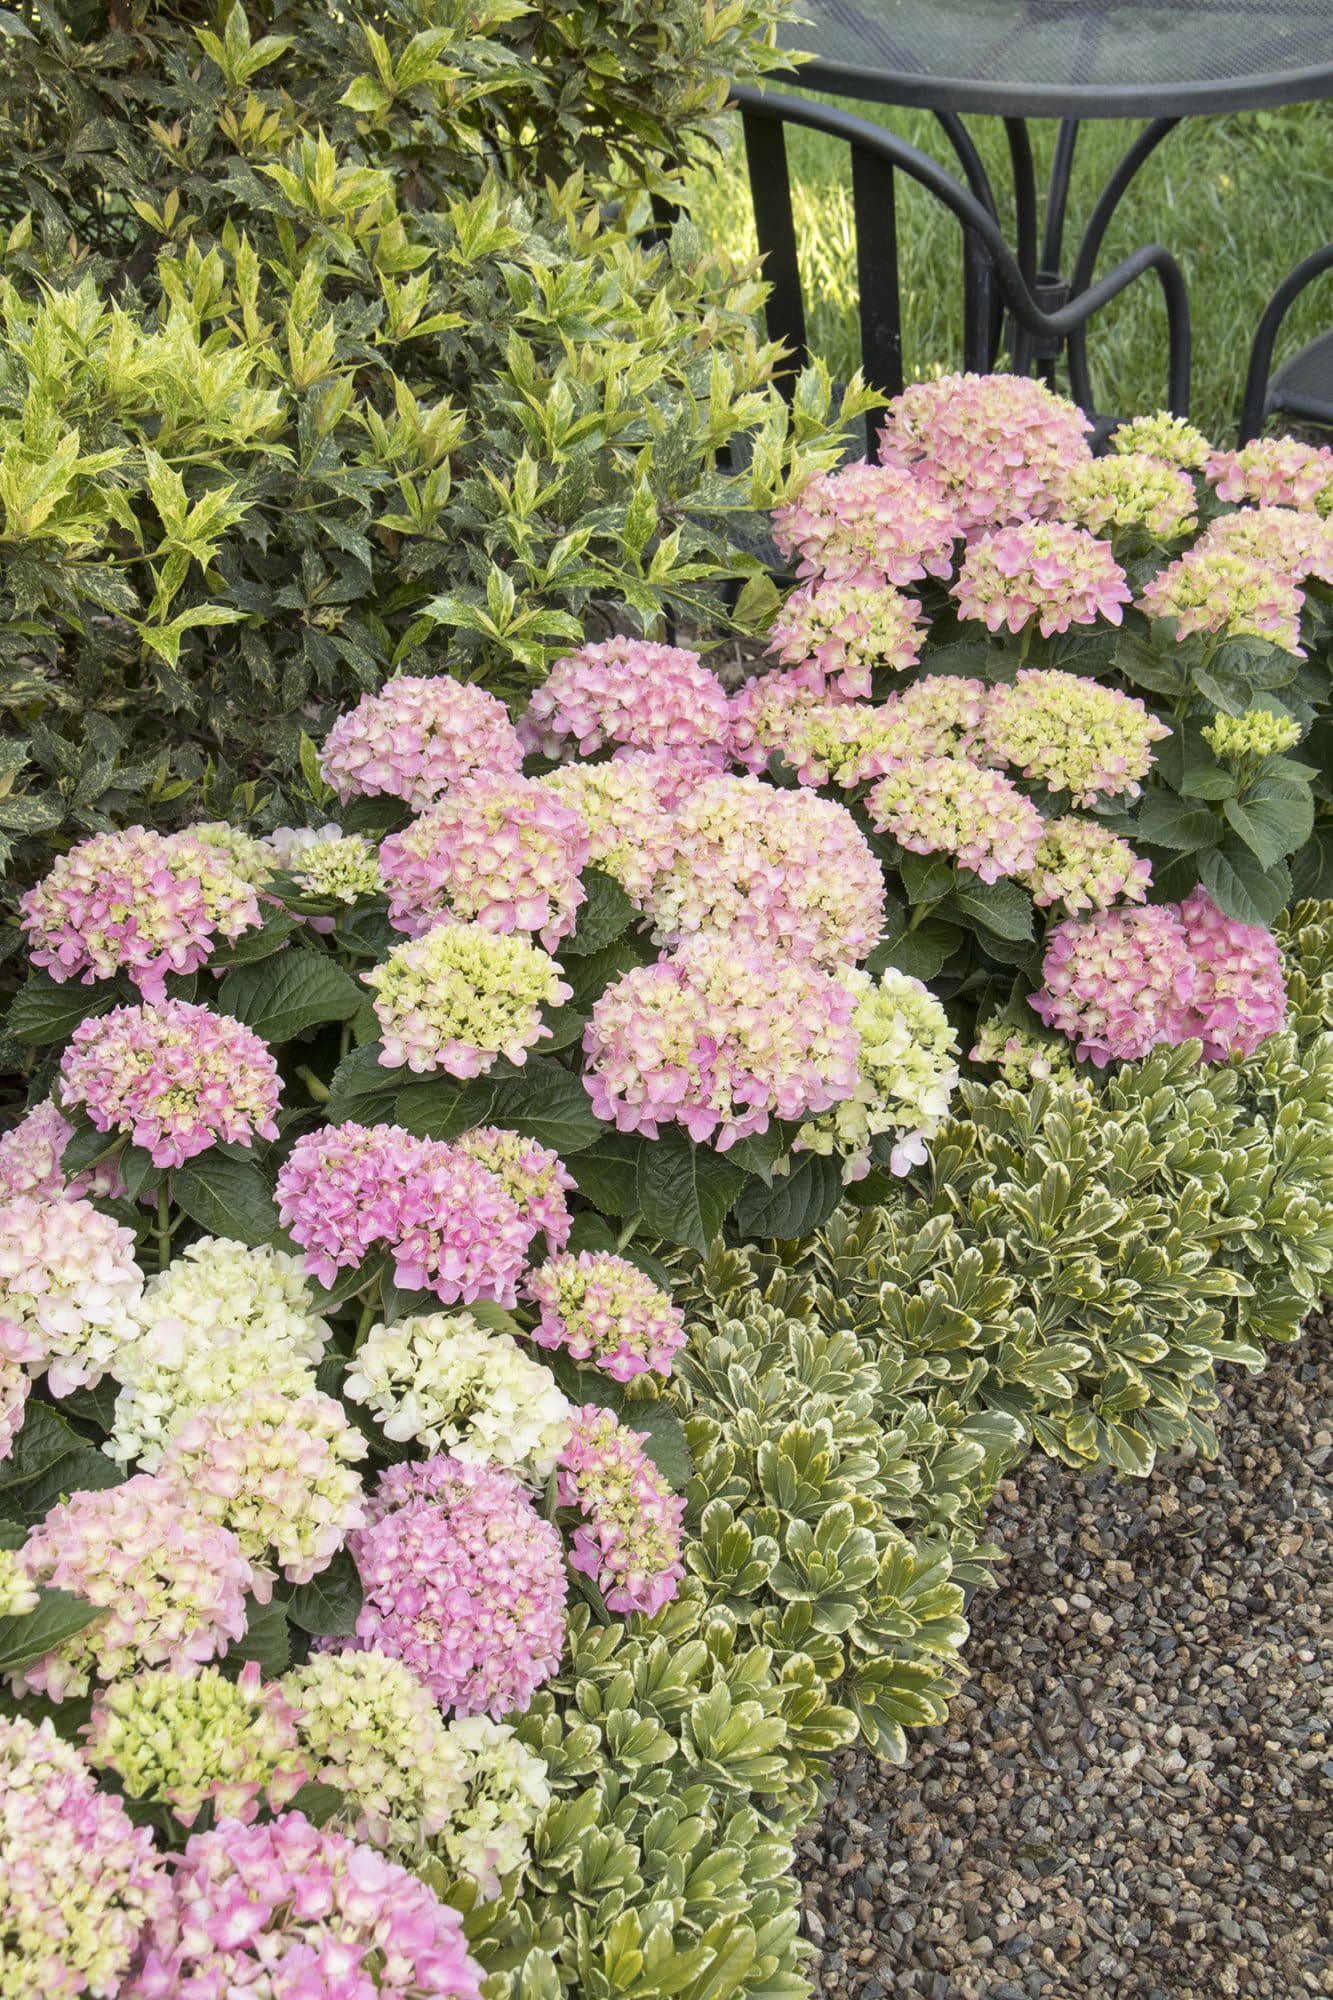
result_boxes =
[799,1313,1333,2000]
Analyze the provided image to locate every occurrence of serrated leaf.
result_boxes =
[624,1402,692,1492]
[209,908,299,968]
[16,1449,124,1522]
[1222,789,1314,868]
[563,868,636,955]
[286,1548,363,1636]
[171,1154,279,1246]
[1134,791,1221,850]
[1197,839,1291,928]
[944,875,1032,941]
[325,1042,402,1124]
[731,1152,844,1239]
[0,1588,104,1676]
[219,1594,291,1680]
[568,1134,645,1214]
[562,938,647,1011]
[867,919,963,981]
[287,1781,347,1827]
[635,1131,746,1254]
[395,1076,495,1141]
[218,953,363,1045]
[7,974,117,1045]
[486,1062,604,1155]
[0,1403,80,1493]
[899,852,955,905]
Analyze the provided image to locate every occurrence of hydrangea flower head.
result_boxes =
[969,1020,1079,1086]
[1176,885,1287,1059]
[269,825,386,905]
[276,1121,532,1307]
[184,820,276,886]
[1202,709,1302,761]
[59,999,281,1169]
[434,1714,551,1899]
[158,1386,367,1586]
[867,756,1044,881]
[0,1359,26,1466]
[125,1811,485,2000]
[517,637,731,763]
[611,745,726,812]
[771,458,960,587]
[877,371,1093,528]
[319,673,524,811]
[584,933,861,1150]
[0,1193,142,1397]
[1138,545,1306,654]
[343,1312,571,1477]
[543,758,678,905]
[952,521,1131,636]
[380,773,588,950]
[982,668,1171,805]
[0,1098,124,1203]
[14,1475,254,1701]
[347,1456,567,1718]
[0,1545,37,1615]
[452,1126,574,1255]
[284,1649,470,1853]
[647,772,883,967]
[526,1250,687,1381]
[727,672,844,779]
[1063,452,1198,540]
[558,1404,685,1618]
[19,826,262,1003]
[367,924,571,1077]
[766,576,926,697]
[1195,506,1333,583]
[1030,903,1198,1065]
[1110,411,1212,470]
[85,1662,310,1827]
[1205,437,1333,512]
[1023,816,1153,913]
[135,1236,329,1354]
[0,1713,168,2000]
[797,966,960,1180]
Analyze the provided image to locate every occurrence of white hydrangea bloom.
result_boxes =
[284,1650,469,1852]
[343,1312,571,1480]
[439,1714,552,1898]
[799,967,960,1181]
[110,1240,330,1468]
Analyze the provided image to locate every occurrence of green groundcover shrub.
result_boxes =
[0,0,867,921]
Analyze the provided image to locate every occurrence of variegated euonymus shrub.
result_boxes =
[0,0,868,921]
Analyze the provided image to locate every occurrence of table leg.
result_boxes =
[1065,118,1185,415]
[932,111,1005,371]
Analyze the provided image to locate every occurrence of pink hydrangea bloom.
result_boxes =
[737,675,992,791]
[452,1126,575,1256]
[346,1457,567,1718]
[1138,546,1306,654]
[1176,886,1287,1059]
[611,745,726,812]
[275,1121,532,1306]
[543,758,679,905]
[0,1357,27,1462]
[1023,817,1153,914]
[527,1251,687,1381]
[952,522,1131,637]
[1195,506,1333,584]
[981,669,1171,805]
[558,1404,686,1618]
[877,371,1093,528]
[0,1098,125,1202]
[584,932,861,1150]
[0,1713,170,2000]
[517,637,731,763]
[0,1192,142,1397]
[727,672,844,778]
[1029,904,1198,1065]
[771,459,960,587]
[1204,438,1333,512]
[58,999,281,1169]
[14,1475,254,1701]
[125,1811,485,2000]
[867,757,1044,882]
[19,827,262,1004]
[158,1386,368,1586]
[766,576,926,697]
[380,773,589,951]
[366,924,571,1078]
[647,773,883,967]
[319,674,524,812]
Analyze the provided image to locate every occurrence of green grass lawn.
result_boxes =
[685,94,1333,444]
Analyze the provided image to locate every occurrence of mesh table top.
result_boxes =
[779,0,1333,117]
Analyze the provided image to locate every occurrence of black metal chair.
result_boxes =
[730,84,1192,454]
[1238,245,1333,443]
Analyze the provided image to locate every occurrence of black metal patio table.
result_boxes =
[768,1,1333,407]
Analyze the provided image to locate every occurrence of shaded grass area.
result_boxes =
[685,95,1333,442]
